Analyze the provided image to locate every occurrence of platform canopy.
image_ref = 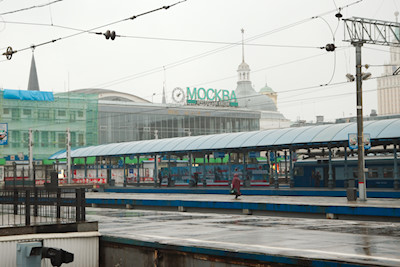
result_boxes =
[49,118,400,159]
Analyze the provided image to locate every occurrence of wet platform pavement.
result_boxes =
[87,207,400,266]
[86,191,400,265]
[86,191,400,220]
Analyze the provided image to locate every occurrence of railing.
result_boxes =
[0,188,85,227]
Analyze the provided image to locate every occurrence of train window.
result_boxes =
[367,168,379,178]
[352,168,358,178]
[383,168,393,178]
[294,167,304,176]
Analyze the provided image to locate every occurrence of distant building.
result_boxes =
[235,30,289,130]
[0,90,98,160]
[377,13,400,115]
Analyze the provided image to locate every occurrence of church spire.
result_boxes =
[241,28,245,63]
[162,66,166,104]
[237,28,250,82]
[27,52,40,91]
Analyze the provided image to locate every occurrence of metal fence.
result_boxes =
[0,188,85,227]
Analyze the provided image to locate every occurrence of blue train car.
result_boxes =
[293,157,399,188]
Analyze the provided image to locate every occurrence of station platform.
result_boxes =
[86,188,400,266]
[87,207,400,267]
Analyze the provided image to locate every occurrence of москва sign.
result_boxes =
[183,87,238,107]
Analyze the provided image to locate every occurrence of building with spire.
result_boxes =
[235,29,289,129]
[377,11,400,115]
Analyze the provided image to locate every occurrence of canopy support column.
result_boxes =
[123,156,127,187]
[344,147,349,188]
[203,153,207,187]
[228,153,232,183]
[96,157,99,180]
[284,150,288,183]
[289,150,294,188]
[137,155,140,187]
[274,151,279,189]
[243,152,247,187]
[394,144,399,190]
[84,157,87,179]
[154,154,158,188]
[328,147,334,189]
[189,153,193,185]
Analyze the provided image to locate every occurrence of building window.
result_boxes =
[23,132,29,148]
[58,133,66,148]
[77,111,84,117]
[3,108,10,115]
[41,131,49,147]
[78,133,84,146]
[38,110,50,119]
[23,109,32,116]
[11,108,20,119]
[12,131,20,148]
[58,110,66,117]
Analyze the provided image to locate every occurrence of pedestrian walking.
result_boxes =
[194,172,199,187]
[231,173,241,199]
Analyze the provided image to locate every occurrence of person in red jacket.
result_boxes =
[231,173,241,199]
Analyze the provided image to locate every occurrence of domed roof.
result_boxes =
[69,88,150,103]
[237,61,250,71]
[236,81,277,112]
[259,83,275,93]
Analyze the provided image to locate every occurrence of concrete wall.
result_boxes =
[100,238,282,267]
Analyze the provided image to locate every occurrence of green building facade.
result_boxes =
[0,90,98,160]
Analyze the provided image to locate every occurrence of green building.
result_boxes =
[0,90,98,160]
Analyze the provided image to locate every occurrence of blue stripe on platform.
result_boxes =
[87,198,400,218]
[105,188,400,198]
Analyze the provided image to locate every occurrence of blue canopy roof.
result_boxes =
[49,118,400,159]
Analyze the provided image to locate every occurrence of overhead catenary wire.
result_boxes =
[0,0,63,16]
[0,0,187,58]
[92,0,364,89]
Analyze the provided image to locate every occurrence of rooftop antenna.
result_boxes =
[162,66,166,104]
[241,28,245,62]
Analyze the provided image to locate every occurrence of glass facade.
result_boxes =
[0,89,260,160]
[0,91,98,159]
[98,101,260,144]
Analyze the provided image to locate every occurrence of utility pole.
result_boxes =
[343,16,400,201]
[154,130,158,187]
[354,41,366,200]
[66,128,72,184]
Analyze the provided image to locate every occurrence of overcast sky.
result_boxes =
[0,0,399,123]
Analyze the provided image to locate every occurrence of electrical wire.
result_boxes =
[92,0,363,89]
[0,0,63,16]
[1,0,187,57]
[191,47,351,89]
[315,16,337,86]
